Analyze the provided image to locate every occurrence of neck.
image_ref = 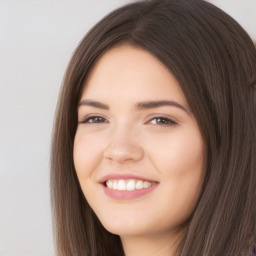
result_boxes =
[121,229,183,256]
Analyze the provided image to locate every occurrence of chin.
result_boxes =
[98,213,152,236]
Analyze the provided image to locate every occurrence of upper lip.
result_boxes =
[99,174,159,184]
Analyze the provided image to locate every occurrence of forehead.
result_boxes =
[81,44,188,108]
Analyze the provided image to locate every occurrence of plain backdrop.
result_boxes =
[0,1,255,255]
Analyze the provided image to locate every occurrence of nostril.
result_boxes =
[103,147,144,163]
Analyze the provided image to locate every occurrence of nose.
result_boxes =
[103,125,144,163]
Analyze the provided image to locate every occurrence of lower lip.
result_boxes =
[103,183,158,200]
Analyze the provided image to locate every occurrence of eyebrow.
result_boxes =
[137,100,188,113]
[78,99,188,113]
[78,100,109,109]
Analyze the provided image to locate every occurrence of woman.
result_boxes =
[51,0,256,255]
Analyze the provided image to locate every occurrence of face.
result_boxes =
[73,45,205,240]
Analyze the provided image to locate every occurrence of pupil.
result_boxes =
[95,117,102,122]
[157,118,166,124]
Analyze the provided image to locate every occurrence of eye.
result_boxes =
[149,117,177,126]
[80,115,108,124]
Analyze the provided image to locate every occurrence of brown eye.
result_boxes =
[150,117,177,126]
[81,116,108,124]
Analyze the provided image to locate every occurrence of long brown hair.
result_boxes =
[51,0,256,255]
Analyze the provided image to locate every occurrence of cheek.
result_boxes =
[146,126,205,217]
[147,126,204,176]
[73,130,104,179]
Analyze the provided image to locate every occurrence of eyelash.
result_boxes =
[79,115,177,127]
[80,115,108,124]
[148,117,177,126]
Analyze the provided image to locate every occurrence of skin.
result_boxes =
[73,45,205,256]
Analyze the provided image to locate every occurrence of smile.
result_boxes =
[102,177,159,200]
[106,179,156,191]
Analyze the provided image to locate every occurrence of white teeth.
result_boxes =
[106,179,155,191]
[126,179,136,191]
[143,181,151,189]
[113,181,118,190]
[136,180,143,190]
[117,180,126,190]
[106,180,113,189]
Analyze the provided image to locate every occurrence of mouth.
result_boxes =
[104,179,157,191]
[100,175,159,200]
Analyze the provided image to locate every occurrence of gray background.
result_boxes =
[0,1,255,255]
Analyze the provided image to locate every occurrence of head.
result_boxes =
[51,0,256,255]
